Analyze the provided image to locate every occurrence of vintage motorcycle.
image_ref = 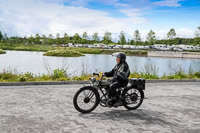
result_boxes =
[73,72,145,113]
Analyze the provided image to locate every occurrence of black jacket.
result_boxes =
[104,61,130,86]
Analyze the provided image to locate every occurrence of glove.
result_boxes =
[104,72,109,77]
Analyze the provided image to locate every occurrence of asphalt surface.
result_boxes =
[0,82,200,133]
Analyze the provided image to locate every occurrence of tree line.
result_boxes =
[0,27,200,46]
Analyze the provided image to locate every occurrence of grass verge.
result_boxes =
[0,49,6,54]
[1,68,200,82]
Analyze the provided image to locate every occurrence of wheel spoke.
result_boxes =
[75,88,98,112]
[88,91,95,99]
[123,88,143,109]
[83,90,87,97]
[90,100,95,103]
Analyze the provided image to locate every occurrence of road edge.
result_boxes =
[0,79,200,86]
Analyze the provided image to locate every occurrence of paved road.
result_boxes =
[0,82,200,133]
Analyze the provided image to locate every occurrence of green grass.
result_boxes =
[0,43,54,52]
[43,49,84,57]
[0,49,6,54]
[0,69,92,82]
[14,45,53,52]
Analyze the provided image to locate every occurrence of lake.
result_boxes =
[1,50,200,77]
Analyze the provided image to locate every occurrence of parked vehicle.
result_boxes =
[107,45,115,49]
[68,43,75,47]
[93,43,102,48]
[52,44,57,47]
[61,44,68,47]
[122,45,130,49]
[178,44,196,50]
[130,45,136,50]
[87,45,94,48]
[136,46,146,50]
[101,44,108,49]
[114,45,123,49]
[153,44,171,51]
[73,72,146,113]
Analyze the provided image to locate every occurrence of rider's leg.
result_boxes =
[108,82,121,99]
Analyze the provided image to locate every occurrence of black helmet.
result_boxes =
[112,52,126,62]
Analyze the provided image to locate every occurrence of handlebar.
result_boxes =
[93,73,99,76]
[93,72,105,77]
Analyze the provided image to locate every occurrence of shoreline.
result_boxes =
[148,51,200,59]
[1,79,200,86]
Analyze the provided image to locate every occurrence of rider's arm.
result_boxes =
[104,69,114,77]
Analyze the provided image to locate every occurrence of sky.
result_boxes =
[0,0,200,40]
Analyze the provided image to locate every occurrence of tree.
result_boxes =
[119,31,126,45]
[167,29,176,40]
[129,39,135,45]
[82,32,88,39]
[195,26,200,37]
[167,29,176,45]
[194,37,200,46]
[73,33,81,44]
[92,32,99,43]
[0,31,3,42]
[133,30,141,45]
[28,35,35,44]
[24,36,28,45]
[103,31,112,44]
[47,34,54,44]
[35,34,40,44]
[146,30,156,45]
[194,27,200,46]
[64,33,70,44]
[41,35,47,44]
[81,32,88,44]
[56,33,60,44]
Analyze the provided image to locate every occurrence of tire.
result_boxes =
[122,87,144,110]
[73,86,100,113]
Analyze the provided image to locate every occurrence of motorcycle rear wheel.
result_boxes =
[73,87,100,113]
[122,87,144,110]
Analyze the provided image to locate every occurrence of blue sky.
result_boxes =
[0,0,200,40]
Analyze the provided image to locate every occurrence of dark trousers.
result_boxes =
[108,82,121,98]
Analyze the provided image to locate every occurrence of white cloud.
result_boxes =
[119,9,142,17]
[154,0,185,7]
[153,28,195,40]
[0,0,147,38]
[0,0,196,40]
[176,28,194,38]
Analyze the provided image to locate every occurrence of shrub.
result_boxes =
[0,49,6,54]
[18,75,27,82]
[51,68,69,80]
[43,49,84,57]
[194,72,200,78]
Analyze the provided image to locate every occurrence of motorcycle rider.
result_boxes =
[104,52,130,106]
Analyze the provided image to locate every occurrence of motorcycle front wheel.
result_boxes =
[122,87,144,110]
[73,86,100,113]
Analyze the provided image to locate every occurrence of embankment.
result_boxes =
[148,51,200,59]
